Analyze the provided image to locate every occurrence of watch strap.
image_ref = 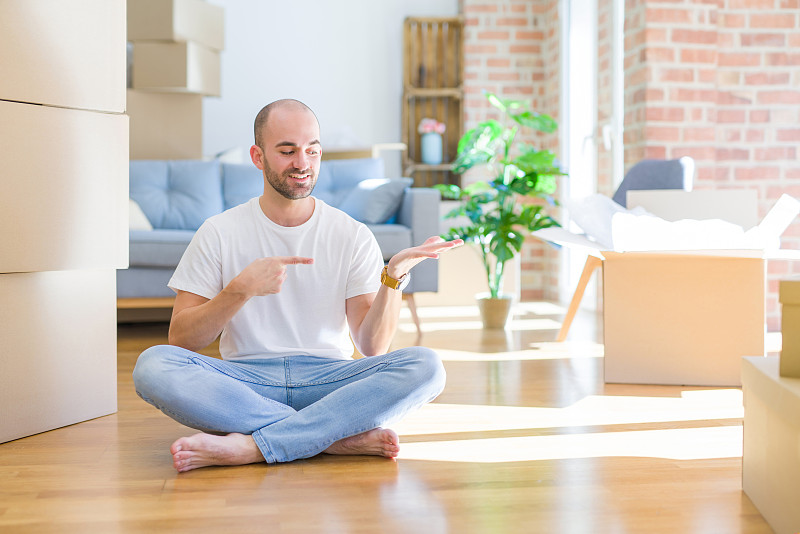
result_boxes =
[381,266,407,290]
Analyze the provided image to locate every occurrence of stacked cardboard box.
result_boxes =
[780,278,800,378]
[0,0,128,443]
[127,0,224,159]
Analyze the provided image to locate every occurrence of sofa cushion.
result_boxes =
[129,229,195,268]
[129,199,153,231]
[130,160,224,230]
[339,178,413,224]
[222,163,264,210]
[314,157,386,207]
[366,224,412,261]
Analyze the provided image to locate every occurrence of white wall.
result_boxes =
[203,0,459,168]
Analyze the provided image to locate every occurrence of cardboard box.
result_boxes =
[780,278,800,378]
[603,251,765,386]
[535,190,800,386]
[132,41,221,96]
[0,270,118,444]
[0,100,129,274]
[741,356,800,534]
[128,0,225,51]
[0,0,125,112]
[127,89,203,159]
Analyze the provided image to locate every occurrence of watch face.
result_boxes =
[398,273,410,291]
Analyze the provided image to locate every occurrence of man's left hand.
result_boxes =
[386,236,464,279]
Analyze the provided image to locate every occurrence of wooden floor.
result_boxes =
[0,302,773,533]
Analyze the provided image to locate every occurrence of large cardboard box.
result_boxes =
[127,89,203,159]
[603,251,765,386]
[0,270,118,444]
[535,190,800,386]
[0,0,126,112]
[0,100,129,274]
[128,0,225,51]
[780,278,800,378]
[742,356,800,534]
[132,41,221,96]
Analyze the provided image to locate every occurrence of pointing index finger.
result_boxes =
[276,256,314,265]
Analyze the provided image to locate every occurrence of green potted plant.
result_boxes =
[434,91,566,328]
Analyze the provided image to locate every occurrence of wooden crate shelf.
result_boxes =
[402,17,463,189]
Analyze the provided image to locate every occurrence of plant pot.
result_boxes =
[476,293,513,329]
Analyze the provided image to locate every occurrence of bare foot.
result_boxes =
[324,428,400,458]
[170,432,265,473]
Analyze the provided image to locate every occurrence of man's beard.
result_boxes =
[262,157,316,200]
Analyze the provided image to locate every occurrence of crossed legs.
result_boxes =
[132,346,445,472]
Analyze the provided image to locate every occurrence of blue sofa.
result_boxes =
[119,157,440,301]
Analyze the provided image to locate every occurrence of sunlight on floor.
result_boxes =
[394,389,743,437]
[398,425,743,463]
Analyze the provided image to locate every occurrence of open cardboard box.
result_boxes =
[534,190,800,386]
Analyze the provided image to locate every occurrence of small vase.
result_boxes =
[420,132,443,165]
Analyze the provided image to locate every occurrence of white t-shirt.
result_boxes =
[168,197,384,361]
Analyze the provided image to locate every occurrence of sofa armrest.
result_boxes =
[397,187,440,293]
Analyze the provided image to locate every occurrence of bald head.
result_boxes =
[254,99,318,149]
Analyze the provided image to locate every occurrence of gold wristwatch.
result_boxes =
[381,266,410,291]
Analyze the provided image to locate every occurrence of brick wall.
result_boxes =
[620,0,800,330]
[462,0,562,300]
[461,0,799,328]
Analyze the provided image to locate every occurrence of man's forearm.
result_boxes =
[168,287,250,351]
[351,286,403,357]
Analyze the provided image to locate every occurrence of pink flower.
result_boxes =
[418,118,446,135]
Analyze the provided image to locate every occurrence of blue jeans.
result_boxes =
[132,345,446,463]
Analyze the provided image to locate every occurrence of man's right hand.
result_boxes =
[229,256,314,298]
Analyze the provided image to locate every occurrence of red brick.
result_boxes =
[645,106,685,121]
[766,52,800,66]
[477,31,511,40]
[777,129,800,141]
[486,57,511,68]
[750,109,771,122]
[741,33,787,47]
[717,109,747,123]
[746,129,766,143]
[680,48,717,64]
[661,68,695,82]
[745,72,792,85]
[674,146,717,161]
[758,91,800,104]
[729,0,779,7]
[645,27,668,42]
[646,8,692,24]
[755,146,797,160]
[465,4,500,13]
[675,88,717,102]
[465,44,498,54]
[750,13,797,28]
[496,17,529,26]
[516,30,544,40]
[724,129,742,142]
[781,0,800,7]
[716,148,750,160]
[718,52,762,67]
[643,47,676,62]
[735,167,781,180]
[646,126,681,141]
[509,44,541,54]
[684,127,716,142]
[720,13,746,28]
[672,29,717,44]
[644,145,667,159]
[718,91,753,105]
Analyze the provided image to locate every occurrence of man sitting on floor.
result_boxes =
[132,98,462,472]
